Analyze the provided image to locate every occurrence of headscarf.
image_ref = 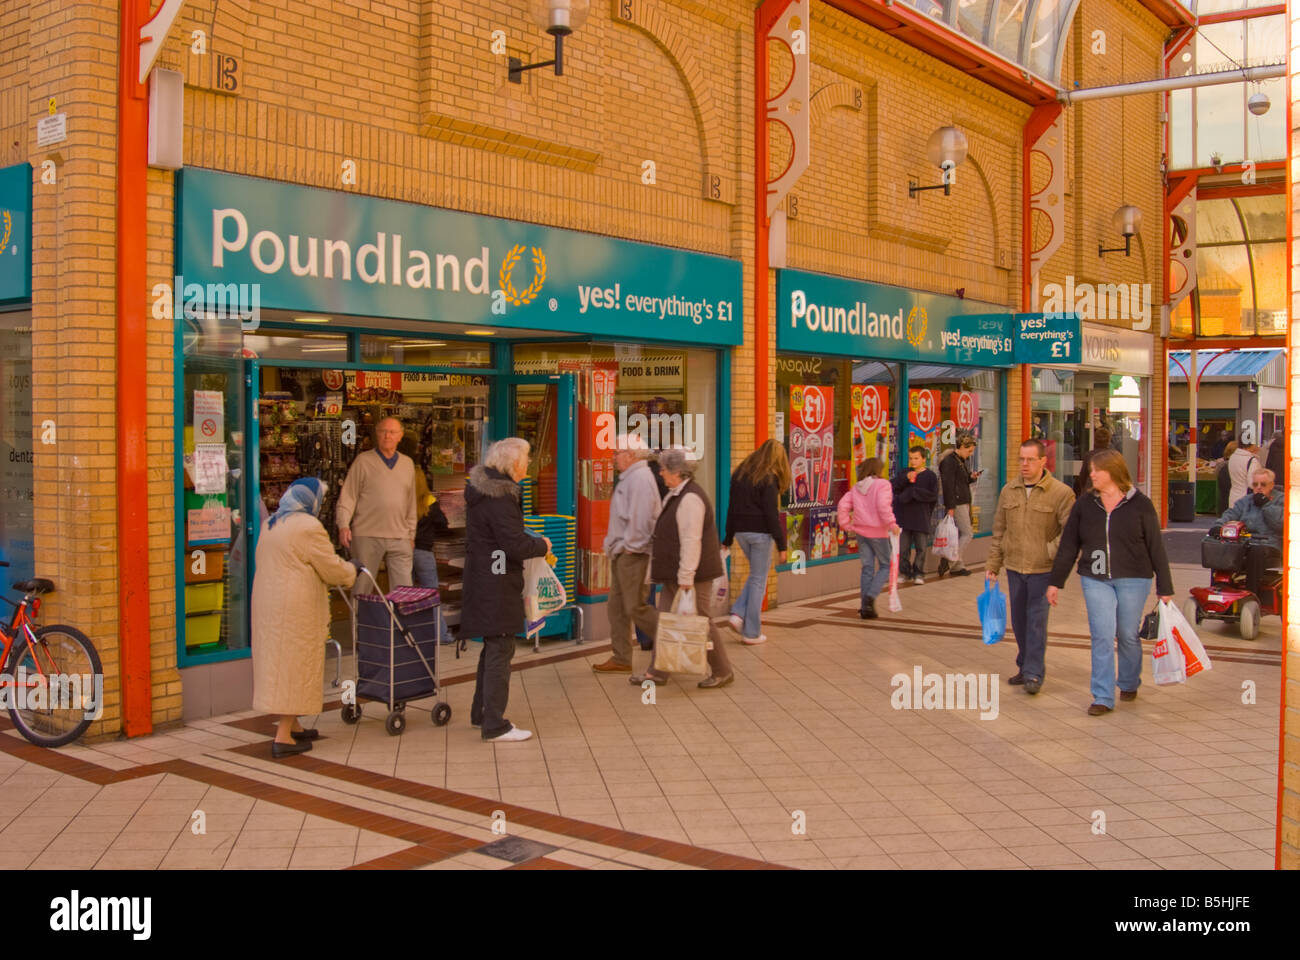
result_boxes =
[267,477,327,529]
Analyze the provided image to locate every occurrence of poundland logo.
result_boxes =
[49,891,151,940]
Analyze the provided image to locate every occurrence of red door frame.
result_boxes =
[118,0,153,736]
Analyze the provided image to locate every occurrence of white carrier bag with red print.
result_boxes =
[1151,599,1212,685]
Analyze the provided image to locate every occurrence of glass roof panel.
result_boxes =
[991,0,1030,60]
[1195,198,1245,245]
[1235,194,1285,243]
[955,0,995,49]
[1027,0,1074,79]
[904,0,949,19]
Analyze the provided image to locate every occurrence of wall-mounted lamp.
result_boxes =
[909,126,968,198]
[508,0,590,83]
[1098,204,1142,257]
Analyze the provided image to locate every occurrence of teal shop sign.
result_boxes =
[176,169,741,346]
[1006,312,1081,364]
[0,164,32,302]
[777,269,1014,366]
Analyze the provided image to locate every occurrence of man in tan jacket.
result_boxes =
[986,438,1075,695]
[336,417,417,591]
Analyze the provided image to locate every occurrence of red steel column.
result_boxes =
[118,0,153,736]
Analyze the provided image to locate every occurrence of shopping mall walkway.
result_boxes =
[0,562,1279,870]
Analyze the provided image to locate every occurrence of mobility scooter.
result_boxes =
[1183,521,1281,642]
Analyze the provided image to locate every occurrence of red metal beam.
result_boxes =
[1166,336,1285,350]
[754,0,797,449]
[1021,104,1061,449]
[118,0,153,736]
[822,0,1057,105]
[1196,183,1285,200]
[1169,162,1285,178]
[1197,4,1285,26]
[1141,0,1196,29]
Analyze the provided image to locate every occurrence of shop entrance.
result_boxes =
[179,353,580,657]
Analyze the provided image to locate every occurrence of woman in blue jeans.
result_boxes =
[1047,450,1174,715]
[722,440,791,645]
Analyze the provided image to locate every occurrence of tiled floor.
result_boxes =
[0,562,1280,870]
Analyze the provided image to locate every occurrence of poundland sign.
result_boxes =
[175,169,741,346]
[777,269,1016,366]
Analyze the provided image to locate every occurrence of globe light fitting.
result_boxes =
[510,0,590,82]
[1099,204,1141,257]
[909,126,969,198]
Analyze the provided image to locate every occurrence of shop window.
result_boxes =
[243,331,348,361]
[360,336,491,368]
[775,355,901,562]
[1030,367,1077,488]
[0,310,33,583]
[180,355,249,657]
[907,366,1001,535]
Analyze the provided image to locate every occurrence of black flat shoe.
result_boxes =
[290,728,320,741]
[271,739,312,758]
[1008,673,1025,685]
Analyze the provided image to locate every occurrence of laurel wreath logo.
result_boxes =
[0,211,11,257]
[905,306,927,348]
[499,244,546,306]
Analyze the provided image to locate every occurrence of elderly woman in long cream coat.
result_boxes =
[252,478,357,757]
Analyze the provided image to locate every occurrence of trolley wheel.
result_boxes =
[1238,598,1260,642]
[432,702,452,727]
[1181,597,1202,627]
[385,710,406,736]
[341,703,362,724]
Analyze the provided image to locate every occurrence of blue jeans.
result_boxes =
[411,548,453,644]
[898,531,930,579]
[729,532,773,640]
[1006,570,1051,681]
[1079,575,1152,708]
[859,537,891,602]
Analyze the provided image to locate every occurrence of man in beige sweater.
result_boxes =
[336,417,417,591]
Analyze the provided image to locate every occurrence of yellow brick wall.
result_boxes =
[0,0,1179,730]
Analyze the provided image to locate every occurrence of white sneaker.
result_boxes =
[741,634,767,645]
[487,725,532,742]
[912,577,925,585]
[728,614,743,634]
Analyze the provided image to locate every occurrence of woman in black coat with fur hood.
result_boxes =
[462,438,550,743]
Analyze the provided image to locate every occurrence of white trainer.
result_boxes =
[487,725,532,742]
[741,634,767,645]
[728,614,743,634]
[912,577,924,585]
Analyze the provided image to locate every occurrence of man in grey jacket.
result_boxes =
[593,434,662,673]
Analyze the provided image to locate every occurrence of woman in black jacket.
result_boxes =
[462,438,550,743]
[722,439,791,645]
[1048,450,1174,716]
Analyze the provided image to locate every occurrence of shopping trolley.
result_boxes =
[338,567,452,736]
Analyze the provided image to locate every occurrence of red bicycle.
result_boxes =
[0,561,102,747]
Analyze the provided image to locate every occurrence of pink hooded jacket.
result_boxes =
[837,476,896,539]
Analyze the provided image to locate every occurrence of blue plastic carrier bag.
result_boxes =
[978,579,1007,645]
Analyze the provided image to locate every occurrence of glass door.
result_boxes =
[504,374,576,516]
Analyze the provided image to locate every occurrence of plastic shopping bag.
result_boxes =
[708,549,730,617]
[652,588,711,676]
[523,556,567,638]
[1156,599,1212,681]
[933,515,960,562]
[977,579,1007,645]
[887,532,902,612]
[1150,629,1186,685]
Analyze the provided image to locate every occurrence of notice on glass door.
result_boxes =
[194,390,224,442]
[192,444,228,495]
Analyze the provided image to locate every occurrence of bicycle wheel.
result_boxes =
[5,624,102,748]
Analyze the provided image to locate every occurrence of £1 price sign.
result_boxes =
[955,391,978,430]
[909,389,939,435]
